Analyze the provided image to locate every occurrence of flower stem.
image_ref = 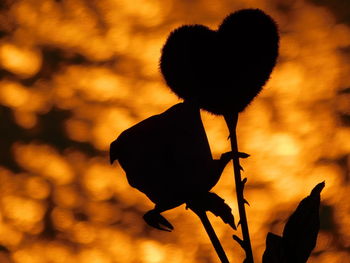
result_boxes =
[224,113,254,263]
[192,209,230,263]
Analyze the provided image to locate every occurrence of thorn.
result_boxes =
[229,219,237,230]
[231,223,237,230]
[239,165,244,171]
[241,178,247,191]
[232,235,246,249]
[237,220,241,227]
[244,199,250,206]
[238,152,250,158]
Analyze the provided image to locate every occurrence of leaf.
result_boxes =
[143,210,174,232]
[282,181,325,263]
[262,232,284,263]
[262,182,325,263]
[188,192,236,230]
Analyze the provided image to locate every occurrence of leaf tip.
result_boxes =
[310,181,325,197]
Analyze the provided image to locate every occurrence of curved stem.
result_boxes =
[224,113,254,263]
[192,209,230,263]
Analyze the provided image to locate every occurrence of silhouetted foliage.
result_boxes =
[187,192,236,230]
[110,102,234,231]
[263,182,325,263]
[160,9,279,115]
[110,8,329,263]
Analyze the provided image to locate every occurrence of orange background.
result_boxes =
[0,0,349,262]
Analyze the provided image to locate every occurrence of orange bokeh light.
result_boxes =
[0,0,349,262]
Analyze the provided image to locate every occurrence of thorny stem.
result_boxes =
[192,209,230,263]
[224,113,254,263]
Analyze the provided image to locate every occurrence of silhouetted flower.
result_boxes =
[110,102,235,231]
[160,9,279,115]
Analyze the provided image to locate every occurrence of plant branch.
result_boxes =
[224,113,254,263]
[192,209,230,263]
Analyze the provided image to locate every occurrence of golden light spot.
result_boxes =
[85,202,121,224]
[51,207,75,231]
[81,38,115,61]
[72,222,96,244]
[119,0,164,26]
[163,245,185,263]
[0,223,23,247]
[334,128,350,155]
[44,242,72,263]
[97,228,134,262]
[0,43,42,77]
[53,185,81,208]
[272,62,304,97]
[332,23,350,47]
[25,176,50,199]
[65,118,90,142]
[12,0,40,26]
[106,27,130,53]
[82,163,117,200]
[1,195,45,231]
[13,110,37,129]
[12,249,40,263]
[13,143,74,185]
[0,81,30,108]
[139,240,166,263]
[201,111,230,157]
[56,65,130,102]
[0,168,19,196]
[69,68,127,101]
[280,35,300,59]
[132,82,177,115]
[270,133,300,157]
[92,108,133,150]
[78,249,111,263]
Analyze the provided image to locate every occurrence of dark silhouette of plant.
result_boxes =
[160,8,279,263]
[110,8,324,263]
[110,102,236,231]
[110,101,240,262]
[160,9,279,115]
[263,182,325,263]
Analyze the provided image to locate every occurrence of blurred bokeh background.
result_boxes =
[0,0,349,262]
